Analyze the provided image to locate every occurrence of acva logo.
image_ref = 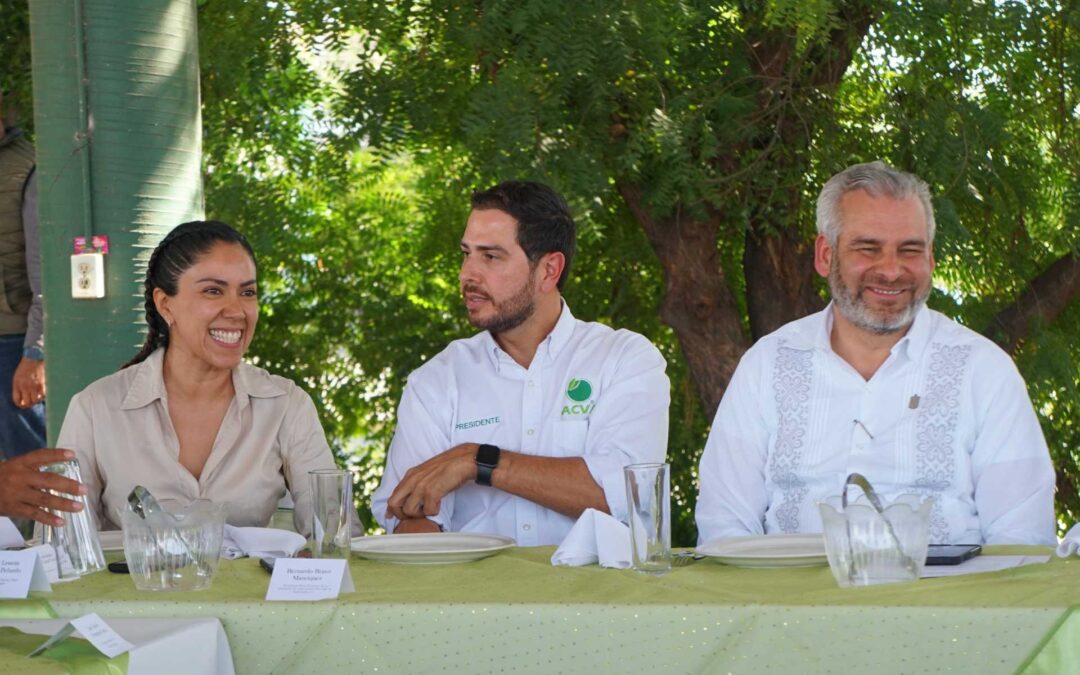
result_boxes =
[565,378,592,402]
[562,378,594,417]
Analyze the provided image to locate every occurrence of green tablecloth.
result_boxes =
[6,546,1078,674]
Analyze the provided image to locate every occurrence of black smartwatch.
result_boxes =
[475,443,501,486]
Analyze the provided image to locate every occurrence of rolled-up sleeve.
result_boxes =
[371,373,455,534]
[280,388,339,537]
[56,392,106,530]
[580,335,669,523]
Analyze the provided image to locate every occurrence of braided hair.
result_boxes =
[123,220,256,369]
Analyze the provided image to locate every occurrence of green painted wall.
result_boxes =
[29,0,203,442]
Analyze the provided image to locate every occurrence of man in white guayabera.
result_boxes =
[372,181,669,545]
[695,161,1055,546]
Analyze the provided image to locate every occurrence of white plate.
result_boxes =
[97,530,124,552]
[350,533,515,565]
[696,533,828,568]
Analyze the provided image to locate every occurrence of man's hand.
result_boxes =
[393,518,442,534]
[385,443,478,521]
[12,357,45,409]
[0,449,86,526]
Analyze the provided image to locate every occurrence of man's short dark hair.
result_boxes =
[470,180,576,290]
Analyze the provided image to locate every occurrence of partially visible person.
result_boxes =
[695,161,1055,546]
[56,221,338,532]
[0,90,46,461]
[372,180,669,545]
[0,448,85,526]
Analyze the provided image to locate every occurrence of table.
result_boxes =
[0,617,233,674]
[8,545,1080,674]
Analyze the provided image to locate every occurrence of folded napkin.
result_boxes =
[221,525,306,560]
[551,508,631,568]
[1057,523,1080,558]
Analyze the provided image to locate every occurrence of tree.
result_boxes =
[330,0,1078,539]
[7,1,1076,542]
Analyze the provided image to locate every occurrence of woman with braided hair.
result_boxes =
[55,220,339,533]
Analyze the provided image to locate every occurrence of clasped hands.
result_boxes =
[385,443,481,521]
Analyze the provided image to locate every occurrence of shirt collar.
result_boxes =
[810,302,932,362]
[483,300,576,371]
[120,347,285,410]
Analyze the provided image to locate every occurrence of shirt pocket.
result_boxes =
[553,419,589,457]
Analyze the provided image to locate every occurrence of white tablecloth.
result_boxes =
[0,617,234,675]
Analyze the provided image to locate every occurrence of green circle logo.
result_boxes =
[566,378,592,402]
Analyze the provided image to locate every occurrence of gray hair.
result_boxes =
[815,161,936,246]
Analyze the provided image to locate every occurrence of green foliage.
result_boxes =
[189,0,1078,543]
[11,0,1074,542]
[0,4,34,130]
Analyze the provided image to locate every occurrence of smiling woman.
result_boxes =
[53,221,339,534]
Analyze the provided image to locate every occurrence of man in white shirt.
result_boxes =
[696,161,1056,546]
[372,181,669,545]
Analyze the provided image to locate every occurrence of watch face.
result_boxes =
[476,444,500,466]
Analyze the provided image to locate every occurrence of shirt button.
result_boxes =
[522,524,532,531]
[527,380,535,388]
[527,429,535,436]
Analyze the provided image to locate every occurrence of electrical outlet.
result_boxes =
[71,252,106,299]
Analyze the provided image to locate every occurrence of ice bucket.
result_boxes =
[121,499,226,591]
[817,473,933,587]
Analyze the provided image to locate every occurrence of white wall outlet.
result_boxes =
[71,252,106,299]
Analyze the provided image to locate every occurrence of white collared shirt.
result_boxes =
[58,348,338,534]
[695,304,1056,546]
[372,303,670,545]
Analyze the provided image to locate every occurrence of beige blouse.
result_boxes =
[58,348,337,535]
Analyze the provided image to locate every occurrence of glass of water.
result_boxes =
[624,463,671,575]
[310,469,353,559]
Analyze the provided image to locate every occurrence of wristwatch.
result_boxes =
[475,443,501,486]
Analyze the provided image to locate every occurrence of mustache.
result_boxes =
[461,285,491,300]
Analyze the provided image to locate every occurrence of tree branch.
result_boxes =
[983,253,1080,353]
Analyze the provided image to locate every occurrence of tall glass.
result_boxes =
[310,469,352,559]
[624,463,671,575]
[40,460,105,578]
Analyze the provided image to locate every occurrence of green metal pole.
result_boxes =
[29,0,204,443]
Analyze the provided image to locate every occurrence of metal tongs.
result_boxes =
[841,473,919,583]
[126,485,206,573]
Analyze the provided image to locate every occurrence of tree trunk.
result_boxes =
[744,219,825,340]
[983,254,1080,353]
[618,183,749,418]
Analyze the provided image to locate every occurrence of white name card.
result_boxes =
[265,558,354,601]
[0,517,24,548]
[0,548,53,598]
[29,612,133,659]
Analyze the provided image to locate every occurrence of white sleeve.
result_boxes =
[280,387,339,537]
[580,336,669,522]
[970,354,1056,545]
[695,346,771,544]
[371,373,455,533]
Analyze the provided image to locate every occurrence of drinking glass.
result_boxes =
[40,460,105,578]
[624,463,671,575]
[310,469,353,559]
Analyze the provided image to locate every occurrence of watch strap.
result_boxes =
[475,443,501,486]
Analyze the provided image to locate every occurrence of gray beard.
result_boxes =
[828,258,928,335]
